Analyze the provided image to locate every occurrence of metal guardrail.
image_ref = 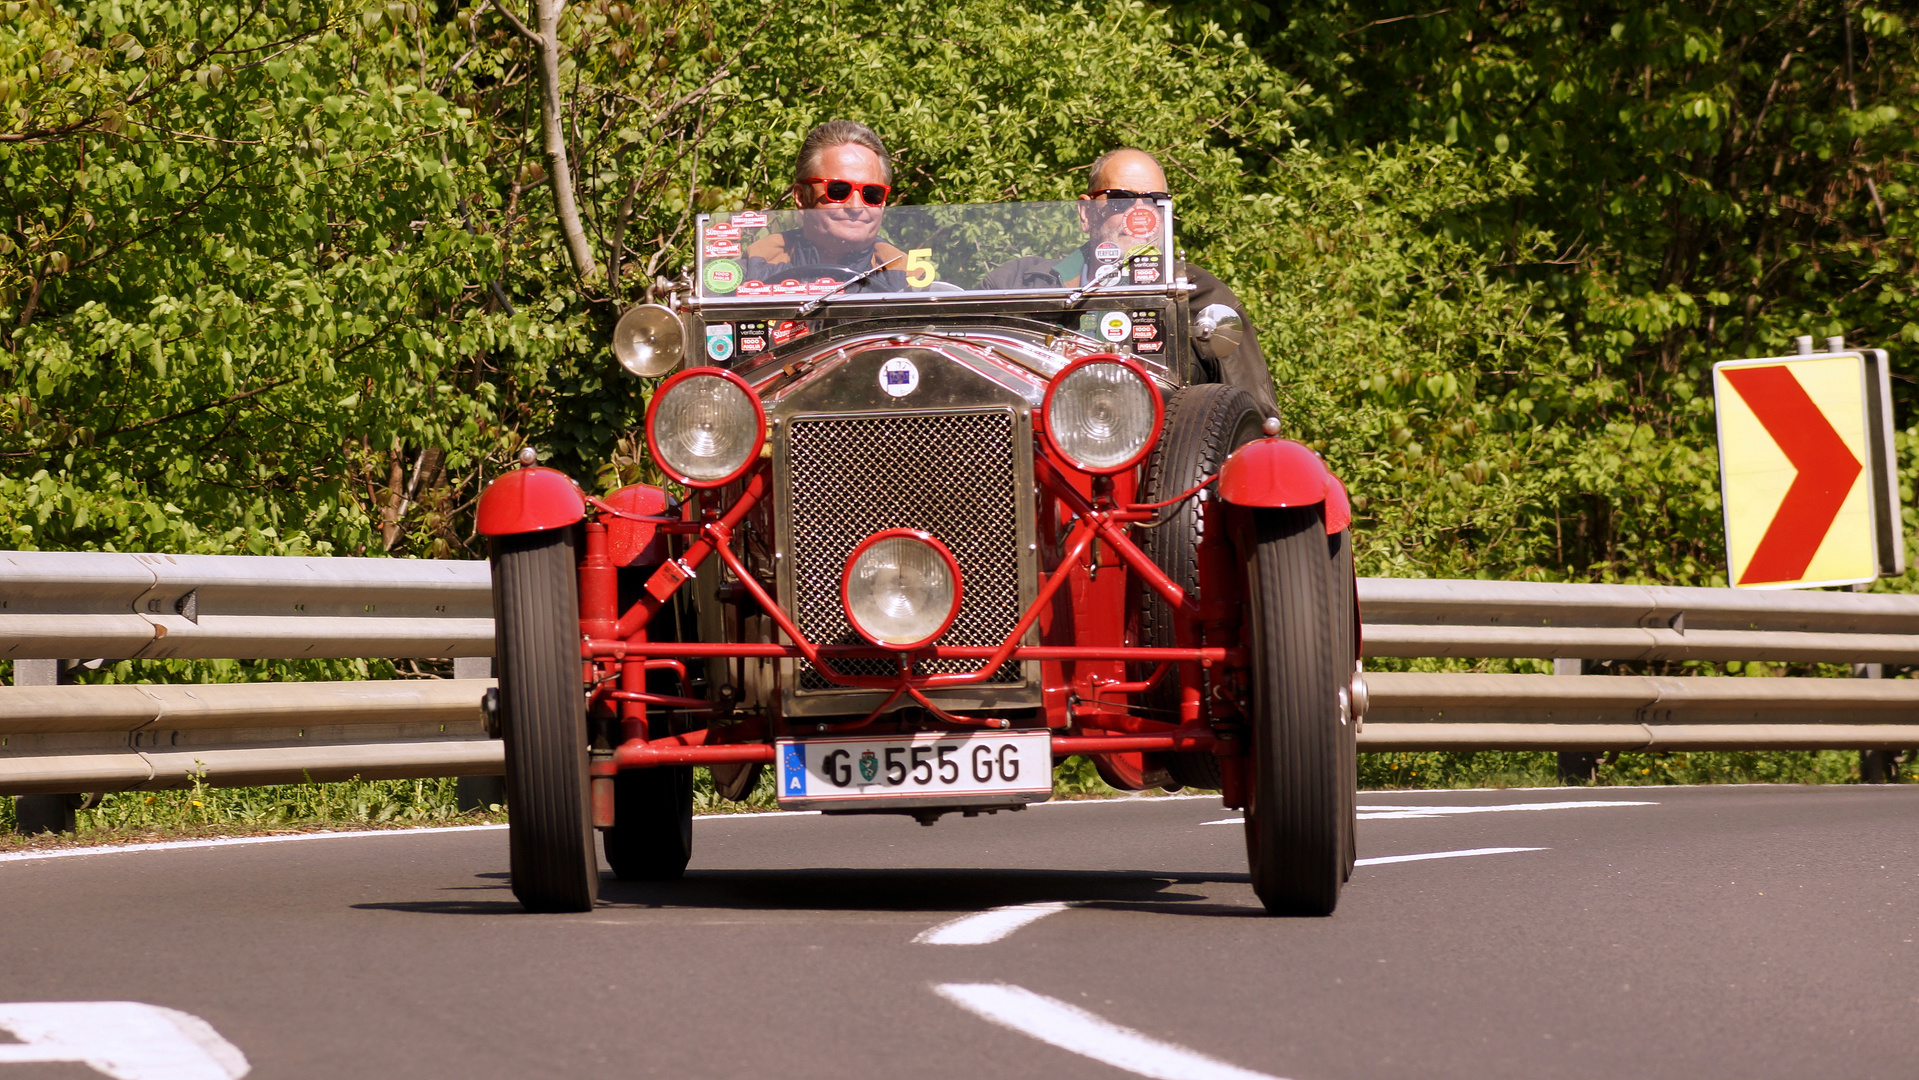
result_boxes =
[2,553,1915,801]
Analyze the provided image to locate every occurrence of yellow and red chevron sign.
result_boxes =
[1712,352,1892,589]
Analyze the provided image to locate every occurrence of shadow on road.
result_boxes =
[352,867,1259,917]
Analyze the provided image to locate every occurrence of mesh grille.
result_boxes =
[787,411,1026,689]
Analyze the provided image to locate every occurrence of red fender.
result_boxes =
[476,466,587,536]
[602,483,670,566]
[1216,438,1352,534]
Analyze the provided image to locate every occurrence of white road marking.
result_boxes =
[935,983,1288,1080]
[1356,846,1545,867]
[0,824,506,865]
[915,902,1071,945]
[1201,798,1655,826]
[0,1001,249,1079]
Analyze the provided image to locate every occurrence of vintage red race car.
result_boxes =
[476,199,1363,916]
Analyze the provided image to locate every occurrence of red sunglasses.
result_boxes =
[801,176,891,206]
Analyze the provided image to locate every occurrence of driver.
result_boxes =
[981,148,1279,419]
[739,120,907,293]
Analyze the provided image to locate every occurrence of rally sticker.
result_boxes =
[879,356,920,398]
[772,320,810,346]
[703,238,741,258]
[737,320,769,355]
[1099,310,1133,343]
[1094,241,1122,264]
[1131,310,1163,354]
[1130,254,1161,285]
[703,258,741,294]
[738,280,769,297]
[706,323,735,362]
[704,222,739,240]
[1125,205,1159,237]
[732,210,768,228]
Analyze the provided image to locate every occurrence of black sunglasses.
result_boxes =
[1087,188,1171,201]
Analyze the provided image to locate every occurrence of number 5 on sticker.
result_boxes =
[905,248,937,288]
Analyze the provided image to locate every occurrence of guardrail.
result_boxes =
[3,553,1915,810]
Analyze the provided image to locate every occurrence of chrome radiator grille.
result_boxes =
[785,410,1027,689]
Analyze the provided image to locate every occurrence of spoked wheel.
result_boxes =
[1242,504,1350,916]
[1135,383,1267,790]
[492,527,598,913]
[603,766,693,880]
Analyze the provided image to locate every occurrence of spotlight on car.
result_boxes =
[842,529,963,650]
[645,369,765,487]
[1042,355,1164,474]
[612,303,687,378]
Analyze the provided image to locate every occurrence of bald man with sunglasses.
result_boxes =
[982,148,1279,419]
[740,119,908,294]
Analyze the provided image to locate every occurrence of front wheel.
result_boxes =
[1242,505,1350,916]
[602,766,693,880]
[493,528,598,913]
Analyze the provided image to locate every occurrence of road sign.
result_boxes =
[1713,348,1902,589]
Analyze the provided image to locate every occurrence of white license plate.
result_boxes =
[775,731,1054,809]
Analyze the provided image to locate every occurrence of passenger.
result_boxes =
[981,148,1279,419]
[739,120,907,293]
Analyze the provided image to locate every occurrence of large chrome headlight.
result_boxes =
[841,529,963,650]
[645,369,765,487]
[1043,355,1163,474]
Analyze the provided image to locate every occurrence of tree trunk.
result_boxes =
[501,0,597,283]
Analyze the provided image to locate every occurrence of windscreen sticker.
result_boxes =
[737,321,769,355]
[706,323,735,362]
[1131,310,1163,354]
[731,210,768,228]
[772,320,810,346]
[1099,310,1133,344]
[703,258,741,294]
[702,237,741,258]
[1130,254,1161,285]
[739,280,769,297]
[879,356,920,398]
[1078,311,1098,335]
[1094,240,1122,264]
[1124,205,1160,238]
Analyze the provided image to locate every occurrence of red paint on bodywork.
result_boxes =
[476,466,586,536]
[602,483,670,566]
[1216,438,1351,533]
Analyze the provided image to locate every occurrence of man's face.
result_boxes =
[1077,152,1170,252]
[791,143,888,264]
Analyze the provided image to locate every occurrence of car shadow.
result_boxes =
[355,867,1261,918]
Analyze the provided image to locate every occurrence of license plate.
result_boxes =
[774,731,1054,810]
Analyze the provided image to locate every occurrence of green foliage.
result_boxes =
[1358,749,1880,789]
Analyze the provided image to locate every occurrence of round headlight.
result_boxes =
[841,530,963,650]
[1043,355,1163,474]
[645,369,765,487]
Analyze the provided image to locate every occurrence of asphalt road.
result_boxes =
[1,784,1915,1080]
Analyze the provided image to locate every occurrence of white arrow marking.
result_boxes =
[0,1002,249,1079]
[936,983,1288,1080]
[915,902,1071,945]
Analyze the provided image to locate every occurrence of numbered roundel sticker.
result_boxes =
[1124,205,1159,238]
[879,356,920,397]
[702,257,741,294]
[1099,310,1133,343]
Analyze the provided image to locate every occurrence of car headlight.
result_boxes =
[1043,355,1163,474]
[841,530,963,650]
[645,369,765,487]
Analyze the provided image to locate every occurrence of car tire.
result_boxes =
[1242,504,1348,916]
[1327,525,1359,882]
[1136,383,1267,790]
[603,766,694,880]
[492,527,598,913]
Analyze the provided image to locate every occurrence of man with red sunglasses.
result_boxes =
[740,120,908,293]
[981,148,1278,420]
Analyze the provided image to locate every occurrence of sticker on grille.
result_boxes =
[788,411,1026,689]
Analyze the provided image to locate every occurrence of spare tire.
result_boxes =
[1135,383,1267,790]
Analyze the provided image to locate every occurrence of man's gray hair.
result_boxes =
[794,120,892,186]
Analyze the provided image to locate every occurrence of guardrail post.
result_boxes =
[1855,663,1898,783]
[452,657,507,812]
[1553,658,1602,783]
[12,660,84,835]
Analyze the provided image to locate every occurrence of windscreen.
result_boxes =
[693,200,1173,301]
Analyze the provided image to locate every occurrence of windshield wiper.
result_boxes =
[1064,260,1124,307]
[797,261,892,316]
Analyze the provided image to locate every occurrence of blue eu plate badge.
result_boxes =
[781,743,807,797]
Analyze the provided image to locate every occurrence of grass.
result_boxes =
[2,750,1906,852]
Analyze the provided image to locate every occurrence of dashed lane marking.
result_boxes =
[1201,799,1656,826]
[1356,846,1545,867]
[915,902,1071,945]
[935,982,1288,1080]
[0,1002,249,1079]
